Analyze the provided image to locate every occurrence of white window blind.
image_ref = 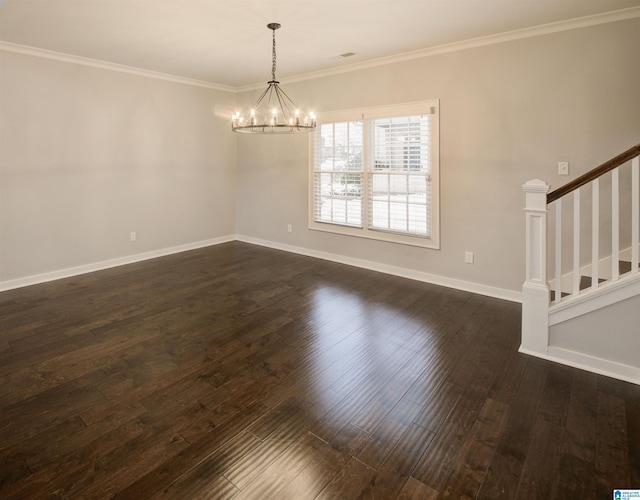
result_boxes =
[313,121,363,227]
[309,101,439,249]
[368,115,432,237]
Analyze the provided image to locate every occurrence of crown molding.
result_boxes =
[238,6,640,92]
[0,41,235,93]
[2,6,639,93]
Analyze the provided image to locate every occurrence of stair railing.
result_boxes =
[522,142,640,355]
[547,143,640,302]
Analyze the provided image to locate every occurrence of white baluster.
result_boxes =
[572,188,580,296]
[554,199,562,303]
[591,179,599,289]
[632,156,639,274]
[612,168,619,282]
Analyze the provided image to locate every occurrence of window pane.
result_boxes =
[371,173,389,198]
[371,115,430,173]
[389,201,407,231]
[313,121,363,227]
[408,204,427,234]
[317,122,363,172]
[371,200,388,229]
[368,114,431,237]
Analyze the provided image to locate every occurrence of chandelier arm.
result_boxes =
[275,84,298,109]
[265,84,277,119]
[251,84,273,112]
[273,85,293,121]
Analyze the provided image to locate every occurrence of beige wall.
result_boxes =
[0,51,237,283]
[2,17,639,295]
[235,18,640,294]
[550,293,640,369]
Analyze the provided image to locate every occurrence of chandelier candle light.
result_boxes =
[232,23,316,134]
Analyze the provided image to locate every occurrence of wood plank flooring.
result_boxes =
[0,241,638,499]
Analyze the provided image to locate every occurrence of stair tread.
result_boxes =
[619,260,633,274]
[550,290,569,301]
[579,275,606,291]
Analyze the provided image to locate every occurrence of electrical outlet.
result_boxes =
[130,232,137,242]
[287,224,292,233]
[465,251,474,264]
[558,161,569,175]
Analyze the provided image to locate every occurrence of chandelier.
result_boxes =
[232,23,316,134]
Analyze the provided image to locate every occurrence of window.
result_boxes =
[309,101,439,249]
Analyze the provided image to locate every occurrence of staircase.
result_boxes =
[521,143,640,385]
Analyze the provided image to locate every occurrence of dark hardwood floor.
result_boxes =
[1,242,638,499]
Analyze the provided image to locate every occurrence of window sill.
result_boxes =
[308,221,440,249]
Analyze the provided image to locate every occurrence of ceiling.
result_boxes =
[1,0,640,89]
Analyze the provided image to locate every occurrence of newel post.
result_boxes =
[521,179,551,356]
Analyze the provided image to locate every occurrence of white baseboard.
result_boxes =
[519,344,640,385]
[1,234,521,302]
[0,235,236,292]
[236,234,522,303]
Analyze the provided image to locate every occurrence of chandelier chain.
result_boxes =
[271,28,277,81]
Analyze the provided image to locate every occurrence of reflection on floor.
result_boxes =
[0,241,638,498]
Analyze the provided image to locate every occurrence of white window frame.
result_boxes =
[308,100,440,249]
